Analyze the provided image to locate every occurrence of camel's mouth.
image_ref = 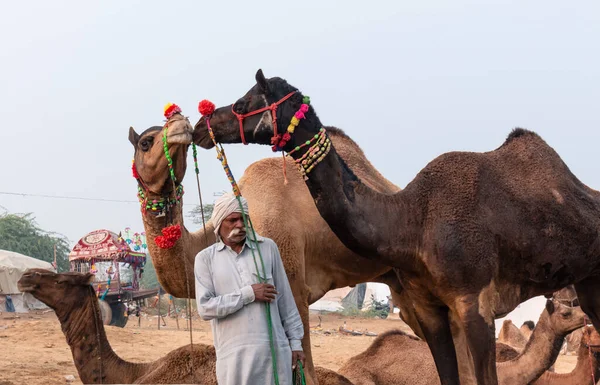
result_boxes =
[193,118,215,149]
[17,281,35,292]
[167,131,193,145]
[165,116,193,145]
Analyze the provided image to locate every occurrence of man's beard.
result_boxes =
[226,227,246,243]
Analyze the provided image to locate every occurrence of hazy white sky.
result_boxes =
[1,0,598,266]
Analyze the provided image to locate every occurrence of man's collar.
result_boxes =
[216,234,265,252]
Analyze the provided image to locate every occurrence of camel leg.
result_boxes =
[574,276,600,333]
[412,302,460,385]
[455,295,498,385]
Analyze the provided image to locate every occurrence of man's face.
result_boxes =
[219,212,246,244]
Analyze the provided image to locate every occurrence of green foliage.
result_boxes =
[337,294,390,319]
[187,204,214,225]
[139,255,160,290]
[0,212,71,272]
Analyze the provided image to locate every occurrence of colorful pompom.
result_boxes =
[198,100,216,116]
[163,103,182,119]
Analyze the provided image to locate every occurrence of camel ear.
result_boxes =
[129,126,140,146]
[545,299,555,315]
[256,69,268,93]
[84,273,95,285]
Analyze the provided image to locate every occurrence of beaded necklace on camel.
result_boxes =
[270,95,331,180]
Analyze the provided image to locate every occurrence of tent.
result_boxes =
[0,249,56,312]
[309,283,392,312]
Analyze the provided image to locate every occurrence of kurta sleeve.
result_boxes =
[270,241,305,351]
[194,250,255,321]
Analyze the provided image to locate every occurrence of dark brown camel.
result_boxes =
[193,69,600,385]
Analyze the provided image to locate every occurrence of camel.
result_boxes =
[17,269,353,385]
[520,321,535,341]
[129,110,397,384]
[193,69,600,385]
[336,299,585,385]
[531,325,600,385]
[17,268,217,384]
[497,320,528,349]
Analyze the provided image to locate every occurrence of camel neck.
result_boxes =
[497,316,564,384]
[531,342,599,385]
[287,120,419,266]
[141,203,216,298]
[56,287,149,384]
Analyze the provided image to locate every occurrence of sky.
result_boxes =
[1,1,598,325]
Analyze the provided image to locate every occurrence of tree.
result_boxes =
[0,212,71,272]
[187,204,214,225]
[139,254,160,289]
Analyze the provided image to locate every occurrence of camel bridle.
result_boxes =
[231,90,297,145]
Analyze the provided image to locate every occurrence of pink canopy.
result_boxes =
[69,229,146,264]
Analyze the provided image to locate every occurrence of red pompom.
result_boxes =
[164,103,182,119]
[132,162,140,179]
[198,100,216,116]
[155,224,181,249]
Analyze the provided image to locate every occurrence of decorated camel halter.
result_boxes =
[212,93,331,181]
[231,90,297,145]
[131,103,186,249]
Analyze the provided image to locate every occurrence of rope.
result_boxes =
[205,116,303,384]
[293,360,306,385]
[162,120,195,377]
[585,319,596,385]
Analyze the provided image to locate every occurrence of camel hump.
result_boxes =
[505,127,539,143]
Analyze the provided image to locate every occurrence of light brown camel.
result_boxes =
[531,325,600,385]
[129,112,396,384]
[520,321,535,341]
[193,69,600,385]
[336,299,585,385]
[17,269,353,385]
[497,319,529,349]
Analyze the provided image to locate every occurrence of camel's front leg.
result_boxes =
[455,294,498,385]
[413,301,461,385]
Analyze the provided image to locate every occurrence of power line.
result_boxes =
[0,191,198,206]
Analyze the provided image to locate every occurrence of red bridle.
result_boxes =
[231,91,297,145]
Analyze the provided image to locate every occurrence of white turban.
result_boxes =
[211,192,249,240]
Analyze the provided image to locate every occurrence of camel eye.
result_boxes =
[139,138,153,152]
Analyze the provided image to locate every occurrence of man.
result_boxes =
[194,192,305,385]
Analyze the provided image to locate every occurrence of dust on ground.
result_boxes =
[0,310,577,385]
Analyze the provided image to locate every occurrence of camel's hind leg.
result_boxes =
[412,301,460,385]
[455,294,498,385]
[574,276,600,333]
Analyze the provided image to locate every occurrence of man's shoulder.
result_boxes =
[195,243,221,261]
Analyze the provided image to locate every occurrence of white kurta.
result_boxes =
[194,235,304,385]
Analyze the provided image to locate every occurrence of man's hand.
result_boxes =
[292,350,305,370]
[251,283,278,302]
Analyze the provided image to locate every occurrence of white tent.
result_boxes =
[309,283,391,312]
[0,249,56,312]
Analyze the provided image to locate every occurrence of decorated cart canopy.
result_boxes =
[69,229,146,265]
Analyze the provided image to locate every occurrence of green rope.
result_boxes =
[293,360,307,385]
[234,196,280,385]
[206,132,306,384]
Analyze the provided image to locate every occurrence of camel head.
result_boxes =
[194,69,319,153]
[17,269,94,310]
[582,326,600,355]
[129,113,193,195]
[544,298,586,336]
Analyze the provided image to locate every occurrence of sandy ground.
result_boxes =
[0,310,577,385]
